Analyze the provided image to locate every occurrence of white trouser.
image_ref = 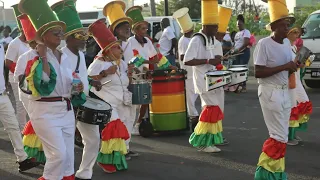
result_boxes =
[185,79,199,117]
[258,85,291,143]
[199,87,225,112]
[124,105,136,149]
[0,94,28,162]
[295,69,309,102]
[10,81,27,131]
[75,121,100,179]
[28,100,75,180]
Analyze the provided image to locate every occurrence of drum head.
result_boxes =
[229,67,248,72]
[231,65,247,68]
[206,70,231,77]
[82,97,111,111]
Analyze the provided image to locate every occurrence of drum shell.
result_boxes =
[76,106,111,125]
[132,82,152,105]
[205,71,232,91]
[149,93,186,114]
[229,69,248,86]
[150,112,187,131]
[150,69,186,94]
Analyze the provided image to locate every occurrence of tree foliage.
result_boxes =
[156,0,201,19]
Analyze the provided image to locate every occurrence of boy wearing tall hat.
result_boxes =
[5,4,29,132]
[185,0,229,153]
[104,0,139,158]
[253,0,298,179]
[126,6,159,136]
[173,8,199,131]
[19,0,84,179]
[51,1,103,179]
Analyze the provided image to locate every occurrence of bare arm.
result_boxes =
[170,38,177,54]
[37,45,51,77]
[180,55,184,61]
[238,37,250,52]
[184,57,222,66]
[4,59,13,69]
[255,65,287,78]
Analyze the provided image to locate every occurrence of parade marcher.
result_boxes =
[14,13,46,164]
[126,6,159,136]
[253,0,297,179]
[1,26,13,51]
[5,4,29,131]
[173,8,199,131]
[19,0,81,179]
[103,0,139,159]
[159,17,177,66]
[286,27,312,146]
[186,0,229,153]
[0,35,40,173]
[87,18,130,174]
[51,1,103,179]
[232,14,251,92]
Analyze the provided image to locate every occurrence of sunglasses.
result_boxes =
[73,33,89,41]
[49,29,64,37]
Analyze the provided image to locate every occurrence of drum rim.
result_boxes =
[83,97,112,110]
[206,71,232,76]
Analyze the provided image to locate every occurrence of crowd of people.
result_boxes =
[0,0,313,180]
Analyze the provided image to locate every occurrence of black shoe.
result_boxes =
[75,177,91,180]
[18,158,40,172]
[127,151,139,157]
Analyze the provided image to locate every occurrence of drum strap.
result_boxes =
[75,55,80,72]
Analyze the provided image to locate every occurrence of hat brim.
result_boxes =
[103,0,126,17]
[64,27,88,38]
[266,15,295,31]
[132,21,149,33]
[110,17,133,33]
[35,21,67,44]
[102,40,121,56]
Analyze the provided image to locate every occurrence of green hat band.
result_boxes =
[126,7,145,25]
[11,4,22,30]
[19,0,59,31]
[51,0,83,35]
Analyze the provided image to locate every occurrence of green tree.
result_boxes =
[292,5,320,27]
[156,0,201,19]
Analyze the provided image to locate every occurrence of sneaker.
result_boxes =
[75,177,91,180]
[18,158,40,172]
[198,146,221,153]
[131,123,140,136]
[127,151,139,157]
[125,154,131,161]
[287,140,299,146]
[97,162,116,173]
[295,136,302,142]
[38,177,45,180]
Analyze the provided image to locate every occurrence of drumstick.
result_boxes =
[101,80,112,86]
[223,53,244,59]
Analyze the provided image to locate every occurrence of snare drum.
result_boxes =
[205,70,232,91]
[228,67,248,86]
[76,97,112,125]
[132,80,152,105]
[230,65,247,68]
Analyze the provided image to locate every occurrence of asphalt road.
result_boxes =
[1,77,320,180]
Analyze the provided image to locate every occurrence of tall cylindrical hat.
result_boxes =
[218,5,233,33]
[265,0,295,31]
[11,4,23,31]
[88,18,120,56]
[173,8,194,33]
[125,6,148,31]
[201,0,219,25]
[18,0,66,42]
[17,14,36,42]
[103,1,133,33]
[51,0,85,37]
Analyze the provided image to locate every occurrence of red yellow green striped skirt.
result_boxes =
[189,106,224,147]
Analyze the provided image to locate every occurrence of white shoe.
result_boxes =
[131,123,140,136]
[198,146,221,153]
[287,140,299,146]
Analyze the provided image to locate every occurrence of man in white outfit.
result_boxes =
[5,31,29,131]
[0,43,40,172]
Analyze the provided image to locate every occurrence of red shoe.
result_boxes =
[97,162,116,173]
[63,174,75,180]
[38,177,45,180]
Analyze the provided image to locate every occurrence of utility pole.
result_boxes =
[164,0,169,16]
[150,0,156,16]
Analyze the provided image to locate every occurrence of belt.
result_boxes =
[260,84,288,90]
[36,97,72,111]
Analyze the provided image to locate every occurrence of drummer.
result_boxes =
[173,8,199,131]
[185,0,229,153]
[126,6,159,136]
[87,18,131,174]
[103,0,139,159]
[50,1,102,179]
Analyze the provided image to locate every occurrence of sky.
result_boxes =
[1,0,292,11]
